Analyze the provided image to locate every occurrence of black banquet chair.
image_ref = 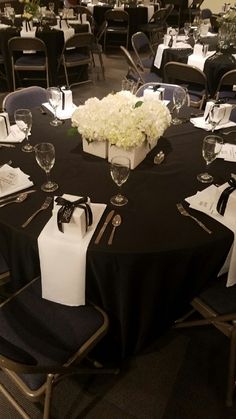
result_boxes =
[131,31,155,71]
[8,37,49,91]
[0,276,117,418]
[164,61,208,109]
[139,6,174,47]
[57,32,94,88]
[2,86,47,115]
[174,274,236,407]
[120,46,162,90]
[214,69,236,104]
[103,9,129,52]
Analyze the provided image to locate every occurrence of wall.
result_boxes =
[202,0,224,13]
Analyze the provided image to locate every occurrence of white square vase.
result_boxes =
[82,138,108,159]
[108,142,148,169]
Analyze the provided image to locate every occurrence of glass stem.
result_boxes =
[46,171,51,184]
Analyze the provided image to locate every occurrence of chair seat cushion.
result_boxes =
[0,278,105,390]
[199,276,236,315]
[15,55,46,67]
[64,51,90,64]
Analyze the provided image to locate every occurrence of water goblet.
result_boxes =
[184,22,190,41]
[110,156,130,206]
[47,87,62,127]
[193,27,200,44]
[197,134,223,183]
[14,109,33,152]
[35,142,58,192]
[172,87,186,125]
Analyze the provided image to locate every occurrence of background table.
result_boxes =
[0,108,234,360]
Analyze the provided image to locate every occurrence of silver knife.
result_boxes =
[0,144,16,148]
[0,189,37,204]
[95,210,115,245]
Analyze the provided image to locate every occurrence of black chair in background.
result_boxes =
[91,21,107,80]
[120,45,162,90]
[103,9,129,52]
[57,32,94,88]
[214,69,236,104]
[139,7,173,47]
[2,86,47,115]
[188,0,205,23]
[164,61,208,109]
[174,275,236,407]
[8,37,49,91]
[131,31,155,71]
[0,276,118,418]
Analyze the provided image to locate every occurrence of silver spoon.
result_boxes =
[108,214,122,245]
[0,192,28,208]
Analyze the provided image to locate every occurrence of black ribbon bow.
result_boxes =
[216,175,236,216]
[59,86,70,110]
[55,196,93,233]
[168,35,173,48]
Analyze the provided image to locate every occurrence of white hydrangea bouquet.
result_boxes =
[71,91,171,150]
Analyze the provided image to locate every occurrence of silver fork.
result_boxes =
[21,197,53,228]
[176,203,212,234]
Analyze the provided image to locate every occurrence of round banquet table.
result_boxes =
[0,107,234,361]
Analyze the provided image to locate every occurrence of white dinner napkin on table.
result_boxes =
[38,195,106,306]
[185,183,236,286]
[42,102,77,120]
[0,124,25,143]
[190,116,236,131]
[218,143,236,162]
[0,164,33,198]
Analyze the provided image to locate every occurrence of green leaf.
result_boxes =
[134,101,143,108]
[67,127,78,136]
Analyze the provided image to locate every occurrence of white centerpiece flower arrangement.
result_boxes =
[71,91,171,150]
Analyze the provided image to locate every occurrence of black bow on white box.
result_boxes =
[55,196,93,233]
[217,174,236,216]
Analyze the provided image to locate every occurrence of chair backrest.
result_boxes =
[120,45,145,84]
[2,86,47,115]
[96,20,108,43]
[135,82,190,104]
[215,70,236,101]
[149,7,170,25]
[131,32,154,71]
[164,61,208,108]
[8,36,47,55]
[63,32,94,51]
[104,9,129,25]
[0,276,110,418]
[73,5,96,31]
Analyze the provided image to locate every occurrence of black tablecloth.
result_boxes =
[0,109,234,360]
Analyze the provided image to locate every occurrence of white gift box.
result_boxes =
[52,194,91,239]
[59,87,73,111]
[204,101,232,126]
[193,44,203,55]
[0,113,10,140]
[144,87,165,100]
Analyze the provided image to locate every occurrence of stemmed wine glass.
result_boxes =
[193,27,200,45]
[47,87,62,127]
[35,142,58,192]
[14,109,33,152]
[197,134,223,183]
[172,87,186,125]
[184,22,190,41]
[110,156,130,206]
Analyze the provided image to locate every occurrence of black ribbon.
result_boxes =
[168,35,173,48]
[59,86,71,109]
[55,196,93,233]
[59,17,62,29]
[0,114,9,136]
[216,175,236,216]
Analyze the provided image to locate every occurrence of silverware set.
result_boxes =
[21,196,53,228]
[95,210,122,245]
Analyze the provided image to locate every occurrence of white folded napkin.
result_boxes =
[218,143,236,162]
[0,23,10,29]
[187,50,216,71]
[0,164,33,198]
[38,194,106,306]
[190,116,236,131]
[154,44,167,69]
[0,124,25,143]
[42,102,77,120]
[185,183,236,286]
